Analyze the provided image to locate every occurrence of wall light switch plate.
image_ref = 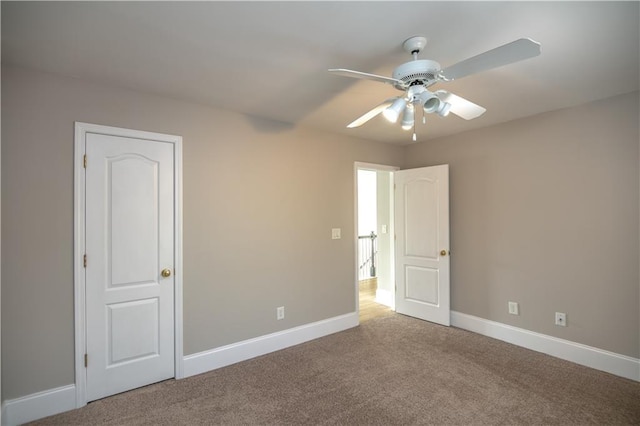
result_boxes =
[331,228,341,239]
[381,225,387,234]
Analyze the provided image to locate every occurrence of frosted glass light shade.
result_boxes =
[382,98,407,123]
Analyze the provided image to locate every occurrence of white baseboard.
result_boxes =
[1,313,358,425]
[183,312,359,377]
[451,311,640,382]
[6,310,636,426]
[1,384,76,426]
[374,288,394,308]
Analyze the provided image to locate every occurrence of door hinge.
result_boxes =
[83,155,87,168]
[84,353,88,368]
[83,254,87,268]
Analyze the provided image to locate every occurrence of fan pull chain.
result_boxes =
[413,115,417,142]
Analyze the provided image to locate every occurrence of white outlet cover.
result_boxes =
[555,312,567,326]
[331,228,341,239]
[508,302,519,315]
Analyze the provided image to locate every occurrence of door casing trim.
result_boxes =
[73,122,184,408]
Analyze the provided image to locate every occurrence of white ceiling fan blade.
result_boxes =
[329,68,406,88]
[346,97,398,128]
[435,91,486,120]
[440,38,541,81]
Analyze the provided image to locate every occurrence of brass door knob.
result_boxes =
[161,268,172,278]
[440,250,448,256]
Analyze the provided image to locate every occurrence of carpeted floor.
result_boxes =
[33,314,640,425]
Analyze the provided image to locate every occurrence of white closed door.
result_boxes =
[394,165,450,326]
[85,133,175,401]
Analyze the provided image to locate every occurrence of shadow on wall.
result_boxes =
[243,115,296,134]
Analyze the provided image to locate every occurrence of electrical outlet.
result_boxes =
[555,312,566,326]
[277,306,285,320]
[331,228,341,239]
[508,301,519,315]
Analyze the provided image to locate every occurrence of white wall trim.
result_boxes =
[183,312,359,377]
[354,162,400,173]
[451,311,640,382]
[1,385,76,426]
[1,312,358,425]
[6,310,637,425]
[73,122,184,407]
[375,288,394,309]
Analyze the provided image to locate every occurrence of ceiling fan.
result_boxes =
[329,36,541,141]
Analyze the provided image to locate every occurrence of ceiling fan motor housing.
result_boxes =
[392,59,441,90]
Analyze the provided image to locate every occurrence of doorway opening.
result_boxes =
[355,162,451,326]
[355,164,397,322]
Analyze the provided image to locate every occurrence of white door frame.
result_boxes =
[354,162,399,318]
[73,122,184,408]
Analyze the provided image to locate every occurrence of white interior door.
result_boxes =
[85,133,175,401]
[394,165,450,326]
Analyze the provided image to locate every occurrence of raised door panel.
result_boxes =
[404,178,439,259]
[405,266,439,306]
[107,298,160,365]
[109,155,159,287]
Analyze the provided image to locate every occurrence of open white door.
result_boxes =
[394,165,450,326]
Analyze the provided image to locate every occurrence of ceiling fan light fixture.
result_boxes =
[401,104,415,130]
[437,102,452,117]
[382,98,407,123]
[422,93,442,114]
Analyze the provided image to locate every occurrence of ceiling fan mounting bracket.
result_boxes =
[402,36,428,55]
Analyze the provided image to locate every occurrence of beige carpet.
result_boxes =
[33,314,640,425]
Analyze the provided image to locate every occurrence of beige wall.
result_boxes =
[0,66,404,400]
[404,91,640,358]
[1,65,638,402]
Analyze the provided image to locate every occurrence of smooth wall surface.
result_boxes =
[0,66,404,400]
[405,91,640,358]
[2,65,638,403]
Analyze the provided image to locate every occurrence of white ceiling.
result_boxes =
[2,1,639,145]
